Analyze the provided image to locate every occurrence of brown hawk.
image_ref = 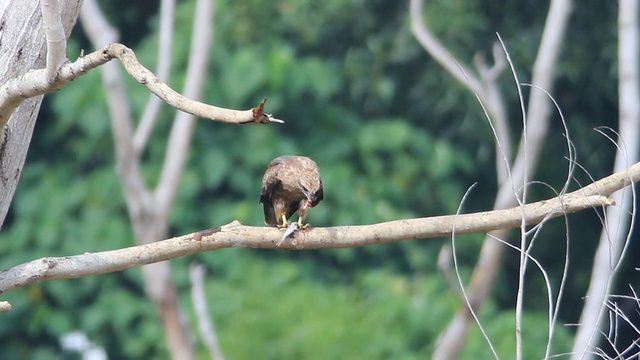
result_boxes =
[260,156,324,230]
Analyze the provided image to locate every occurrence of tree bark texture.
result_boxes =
[0,0,83,229]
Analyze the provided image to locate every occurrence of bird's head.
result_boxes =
[300,176,323,208]
[303,188,323,208]
[303,192,315,208]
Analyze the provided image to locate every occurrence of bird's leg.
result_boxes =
[297,216,310,228]
[277,214,288,228]
[278,197,315,246]
[297,198,312,228]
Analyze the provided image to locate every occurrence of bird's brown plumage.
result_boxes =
[260,156,324,227]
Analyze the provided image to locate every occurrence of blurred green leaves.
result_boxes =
[0,0,621,358]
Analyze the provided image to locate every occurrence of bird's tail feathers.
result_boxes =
[263,203,277,226]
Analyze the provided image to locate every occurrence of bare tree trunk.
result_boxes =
[571,0,640,358]
[190,263,225,360]
[0,0,82,229]
[80,0,215,358]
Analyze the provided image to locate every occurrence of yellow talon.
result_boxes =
[297,217,310,228]
[278,214,288,228]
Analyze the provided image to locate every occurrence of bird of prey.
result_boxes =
[260,156,323,244]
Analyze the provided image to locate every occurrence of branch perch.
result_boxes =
[0,43,282,127]
[4,164,634,297]
[3,160,639,305]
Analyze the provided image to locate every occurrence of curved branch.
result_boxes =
[3,162,634,295]
[107,44,280,124]
[0,43,281,127]
[409,0,482,92]
[410,0,511,180]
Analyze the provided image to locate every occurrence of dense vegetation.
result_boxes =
[1,0,635,358]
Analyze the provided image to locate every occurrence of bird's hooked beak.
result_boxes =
[304,194,315,208]
[302,190,314,208]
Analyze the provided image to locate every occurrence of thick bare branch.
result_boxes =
[508,0,574,191]
[0,194,611,294]
[81,0,151,228]
[109,44,278,124]
[409,0,482,93]
[40,0,66,79]
[134,0,177,153]
[154,0,216,219]
[571,0,640,357]
[0,46,110,128]
[410,0,511,180]
[5,158,639,295]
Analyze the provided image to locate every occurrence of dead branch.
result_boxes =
[0,195,612,294]
[4,159,640,298]
[571,0,640,357]
[0,43,281,128]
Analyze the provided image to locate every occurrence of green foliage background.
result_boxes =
[1,0,636,358]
